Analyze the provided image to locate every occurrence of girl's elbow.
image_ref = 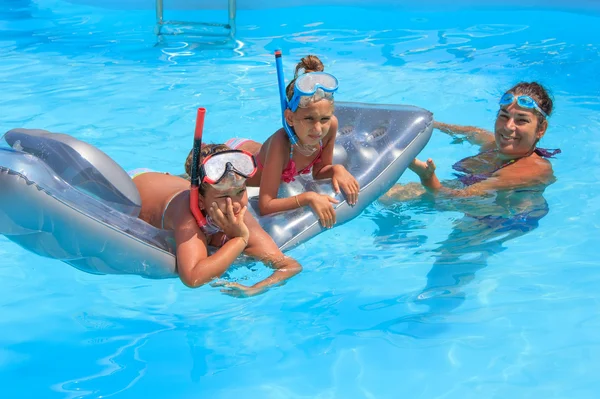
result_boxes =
[280,258,303,275]
[258,201,270,216]
[293,263,303,275]
[179,275,206,288]
[178,267,212,288]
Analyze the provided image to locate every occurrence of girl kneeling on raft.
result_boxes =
[226,54,359,229]
[132,144,302,297]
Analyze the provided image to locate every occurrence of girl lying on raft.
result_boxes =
[225,55,360,229]
[132,144,302,297]
[381,82,560,201]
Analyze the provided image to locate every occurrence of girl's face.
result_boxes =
[286,100,334,146]
[494,101,547,157]
[200,175,248,216]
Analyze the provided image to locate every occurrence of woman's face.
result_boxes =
[494,100,547,157]
[286,100,334,146]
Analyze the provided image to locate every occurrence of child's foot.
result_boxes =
[409,158,436,181]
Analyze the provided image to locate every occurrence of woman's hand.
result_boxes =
[306,192,339,229]
[207,198,250,244]
[331,165,360,205]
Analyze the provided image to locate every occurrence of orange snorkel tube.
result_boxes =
[190,107,207,227]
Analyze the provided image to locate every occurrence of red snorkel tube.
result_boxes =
[190,107,207,227]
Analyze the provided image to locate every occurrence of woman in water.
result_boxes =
[381,81,560,200]
[375,82,560,324]
[132,144,302,297]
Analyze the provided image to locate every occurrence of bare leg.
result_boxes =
[235,140,262,155]
[379,183,427,204]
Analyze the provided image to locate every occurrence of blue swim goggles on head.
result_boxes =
[288,72,338,112]
[499,93,547,118]
[274,50,339,144]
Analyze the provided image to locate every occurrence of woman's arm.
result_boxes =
[434,121,495,147]
[173,207,247,288]
[415,157,553,198]
[215,212,302,297]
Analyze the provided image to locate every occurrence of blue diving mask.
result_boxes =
[288,72,339,112]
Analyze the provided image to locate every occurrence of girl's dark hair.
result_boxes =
[285,54,325,101]
[184,143,231,195]
[506,82,553,118]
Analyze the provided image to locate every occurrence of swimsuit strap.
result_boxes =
[453,146,561,187]
[201,214,223,236]
[452,150,517,187]
[534,147,561,158]
[201,215,230,246]
[161,191,185,229]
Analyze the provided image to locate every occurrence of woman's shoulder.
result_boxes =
[503,153,554,184]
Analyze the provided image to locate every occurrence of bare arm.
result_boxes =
[257,130,306,215]
[173,207,247,288]
[414,157,553,198]
[434,121,495,147]
[244,213,302,290]
[215,212,302,297]
[257,130,339,227]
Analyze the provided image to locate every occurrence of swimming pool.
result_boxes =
[1,0,599,397]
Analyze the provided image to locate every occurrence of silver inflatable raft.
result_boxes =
[0,102,433,278]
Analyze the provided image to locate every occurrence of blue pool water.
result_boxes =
[1,1,600,398]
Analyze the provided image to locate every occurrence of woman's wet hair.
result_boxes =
[506,82,554,119]
[184,143,231,195]
[285,54,326,101]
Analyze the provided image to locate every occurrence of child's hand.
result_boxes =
[307,192,339,229]
[207,198,250,245]
[332,165,360,205]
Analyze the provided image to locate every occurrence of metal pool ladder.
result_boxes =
[155,0,237,44]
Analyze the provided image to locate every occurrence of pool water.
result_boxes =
[1,1,600,398]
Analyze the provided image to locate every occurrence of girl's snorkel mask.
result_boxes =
[274,50,339,145]
[189,108,257,227]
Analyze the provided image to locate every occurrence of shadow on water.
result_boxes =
[355,183,551,338]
